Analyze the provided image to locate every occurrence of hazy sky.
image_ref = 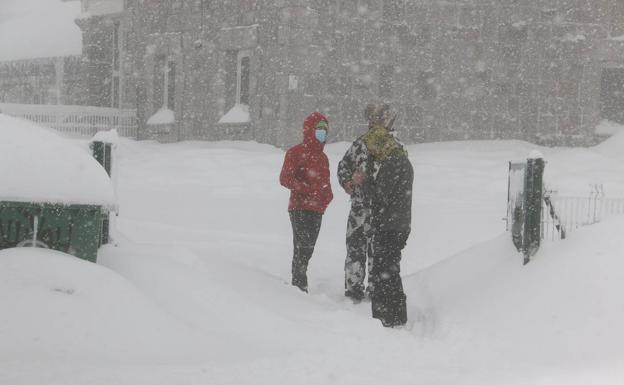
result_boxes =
[0,0,77,22]
[0,0,82,61]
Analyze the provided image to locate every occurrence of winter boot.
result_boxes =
[345,286,365,303]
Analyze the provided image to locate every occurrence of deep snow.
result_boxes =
[2,131,624,384]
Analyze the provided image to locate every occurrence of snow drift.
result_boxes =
[2,133,624,384]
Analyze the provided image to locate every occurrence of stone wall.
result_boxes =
[76,14,118,107]
[79,0,624,146]
[0,56,85,105]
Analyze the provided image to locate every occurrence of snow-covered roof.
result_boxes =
[0,0,82,62]
[0,113,116,207]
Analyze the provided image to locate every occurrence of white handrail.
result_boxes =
[0,103,138,138]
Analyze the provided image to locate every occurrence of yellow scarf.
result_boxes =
[362,125,406,161]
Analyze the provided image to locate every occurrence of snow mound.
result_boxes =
[594,129,624,163]
[408,217,624,369]
[595,119,624,137]
[0,114,115,207]
[0,248,211,363]
[91,128,119,145]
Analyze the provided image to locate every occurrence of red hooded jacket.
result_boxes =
[279,112,333,214]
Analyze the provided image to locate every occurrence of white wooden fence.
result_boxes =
[0,103,137,138]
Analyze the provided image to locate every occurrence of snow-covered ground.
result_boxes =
[2,129,624,384]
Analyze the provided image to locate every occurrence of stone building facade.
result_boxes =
[0,0,84,106]
[0,56,85,105]
[78,0,624,147]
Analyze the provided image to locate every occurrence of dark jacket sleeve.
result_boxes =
[280,148,312,194]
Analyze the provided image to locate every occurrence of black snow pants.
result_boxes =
[344,203,372,300]
[370,230,409,327]
[289,210,322,292]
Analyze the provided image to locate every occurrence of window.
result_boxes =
[167,61,176,110]
[219,50,251,124]
[238,54,250,105]
[153,56,176,112]
[601,68,624,124]
[224,50,250,109]
[153,56,165,112]
[226,50,251,107]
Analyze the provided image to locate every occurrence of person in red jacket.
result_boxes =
[280,112,333,292]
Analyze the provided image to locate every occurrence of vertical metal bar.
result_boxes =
[577,196,582,229]
[32,216,38,247]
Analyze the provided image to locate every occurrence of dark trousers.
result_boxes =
[344,204,372,299]
[289,210,322,291]
[370,230,409,327]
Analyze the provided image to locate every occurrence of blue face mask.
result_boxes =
[315,129,327,143]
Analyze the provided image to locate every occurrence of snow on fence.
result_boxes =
[542,185,624,241]
[0,103,137,138]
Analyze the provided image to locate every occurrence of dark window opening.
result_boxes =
[239,56,250,105]
[167,60,176,110]
[225,51,238,109]
[153,56,165,112]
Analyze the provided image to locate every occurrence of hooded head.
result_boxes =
[364,102,392,129]
[303,112,329,146]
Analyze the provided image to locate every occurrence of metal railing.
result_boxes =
[542,184,624,241]
[0,103,138,138]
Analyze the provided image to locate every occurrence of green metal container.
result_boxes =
[0,201,107,263]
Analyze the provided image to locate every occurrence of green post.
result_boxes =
[90,141,113,244]
[522,157,545,265]
[90,141,112,177]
